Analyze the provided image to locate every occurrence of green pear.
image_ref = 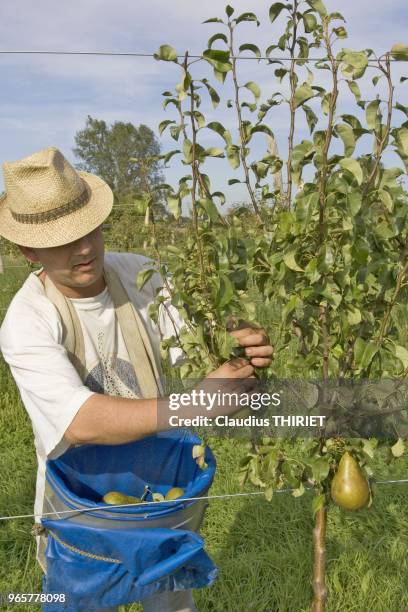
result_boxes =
[102,491,142,505]
[165,487,184,501]
[331,452,370,511]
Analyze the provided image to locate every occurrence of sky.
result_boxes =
[0,0,407,205]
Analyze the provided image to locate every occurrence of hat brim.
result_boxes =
[0,171,113,248]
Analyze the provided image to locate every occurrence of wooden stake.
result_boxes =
[312,505,328,612]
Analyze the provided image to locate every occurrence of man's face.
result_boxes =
[19,225,106,298]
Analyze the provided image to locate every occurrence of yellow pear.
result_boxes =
[165,487,184,501]
[102,491,142,505]
[331,452,370,511]
[152,492,165,502]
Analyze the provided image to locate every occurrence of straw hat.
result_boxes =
[0,146,114,248]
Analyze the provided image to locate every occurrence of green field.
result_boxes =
[0,257,407,612]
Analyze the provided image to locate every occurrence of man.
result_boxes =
[0,147,273,611]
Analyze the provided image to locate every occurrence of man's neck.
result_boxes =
[37,269,106,298]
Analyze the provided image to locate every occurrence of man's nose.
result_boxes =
[74,233,94,254]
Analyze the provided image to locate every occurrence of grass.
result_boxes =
[0,256,407,612]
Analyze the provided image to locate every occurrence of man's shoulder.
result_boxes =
[0,272,59,346]
[4,271,51,313]
[105,251,155,274]
[105,251,163,298]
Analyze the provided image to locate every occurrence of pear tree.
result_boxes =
[142,2,408,609]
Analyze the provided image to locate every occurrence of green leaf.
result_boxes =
[292,483,305,498]
[310,457,330,483]
[312,493,326,517]
[225,4,234,17]
[303,105,318,133]
[394,127,408,157]
[362,439,377,459]
[206,121,232,145]
[217,274,234,308]
[158,120,176,135]
[339,158,363,185]
[354,338,379,368]
[203,17,224,24]
[154,44,178,62]
[391,438,405,457]
[201,79,221,108]
[329,11,345,21]
[394,345,408,369]
[390,43,408,61]
[202,49,232,73]
[339,49,368,80]
[347,80,361,102]
[162,149,181,165]
[133,197,149,215]
[244,81,261,100]
[336,124,356,156]
[167,195,181,219]
[169,125,182,141]
[251,124,274,137]
[334,26,347,39]
[308,0,327,17]
[251,161,269,180]
[183,139,193,164]
[284,250,304,272]
[175,69,192,101]
[294,83,315,108]
[264,486,274,502]
[239,44,261,59]
[347,306,361,325]
[205,147,225,158]
[269,2,287,23]
[137,268,155,290]
[197,198,220,222]
[234,12,260,26]
[212,191,226,206]
[242,102,257,112]
[379,189,393,212]
[395,102,408,118]
[366,100,381,131]
[303,11,318,32]
[208,33,228,48]
[226,144,241,169]
[275,68,289,81]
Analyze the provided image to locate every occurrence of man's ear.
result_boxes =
[18,245,40,264]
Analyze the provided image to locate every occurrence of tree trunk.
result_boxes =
[312,506,328,612]
[0,254,4,274]
[143,206,150,250]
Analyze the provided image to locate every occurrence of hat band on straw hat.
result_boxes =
[11,182,91,225]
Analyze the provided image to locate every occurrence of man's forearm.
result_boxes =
[65,393,160,446]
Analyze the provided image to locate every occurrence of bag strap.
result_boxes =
[42,265,163,398]
[103,263,164,397]
[43,275,87,382]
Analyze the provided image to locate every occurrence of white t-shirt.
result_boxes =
[0,251,184,522]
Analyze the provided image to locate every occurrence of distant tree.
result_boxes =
[73,116,166,217]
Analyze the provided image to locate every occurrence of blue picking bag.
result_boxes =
[41,428,217,611]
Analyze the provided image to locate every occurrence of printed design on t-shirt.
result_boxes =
[85,331,141,398]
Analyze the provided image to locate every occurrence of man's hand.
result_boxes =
[229,326,274,368]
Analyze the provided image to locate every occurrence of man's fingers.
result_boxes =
[245,345,274,358]
[230,329,268,346]
[249,357,272,368]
